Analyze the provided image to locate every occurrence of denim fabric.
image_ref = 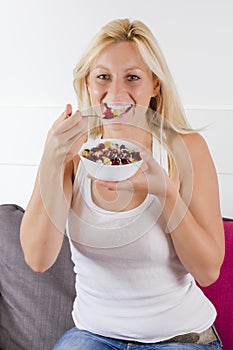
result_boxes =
[53,327,222,350]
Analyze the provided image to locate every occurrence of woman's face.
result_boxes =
[87,41,159,116]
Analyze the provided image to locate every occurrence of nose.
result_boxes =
[107,77,128,101]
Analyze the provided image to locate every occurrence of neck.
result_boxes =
[103,125,152,149]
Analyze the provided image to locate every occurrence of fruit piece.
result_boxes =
[82,149,89,157]
[98,143,105,149]
[121,158,131,164]
[111,158,120,165]
[102,157,111,165]
[103,109,114,119]
[113,109,121,116]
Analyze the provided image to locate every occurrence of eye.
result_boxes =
[127,75,140,81]
[97,74,110,80]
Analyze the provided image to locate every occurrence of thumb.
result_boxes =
[65,104,72,119]
[140,146,163,176]
[140,147,156,171]
[59,104,73,121]
[50,104,73,132]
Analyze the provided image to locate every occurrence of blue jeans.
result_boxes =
[53,326,223,350]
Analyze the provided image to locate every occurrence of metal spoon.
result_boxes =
[82,114,116,120]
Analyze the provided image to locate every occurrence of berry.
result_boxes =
[103,109,114,119]
[121,158,131,164]
[111,158,120,165]
[98,143,105,149]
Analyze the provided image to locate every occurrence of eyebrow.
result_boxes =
[125,67,143,72]
[92,65,109,71]
[92,65,143,72]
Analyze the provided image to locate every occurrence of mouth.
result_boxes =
[102,103,133,119]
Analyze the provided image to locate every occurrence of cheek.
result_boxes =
[88,83,104,104]
[134,88,154,106]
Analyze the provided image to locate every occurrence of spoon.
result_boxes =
[82,104,133,119]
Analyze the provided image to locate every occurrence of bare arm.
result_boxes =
[20,105,87,272]
[164,133,224,286]
[20,161,73,272]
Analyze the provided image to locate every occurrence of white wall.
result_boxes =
[0,0,233,217]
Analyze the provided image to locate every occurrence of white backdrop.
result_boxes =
[0,0,233,217]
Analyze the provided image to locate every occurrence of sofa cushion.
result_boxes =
[199,219,233,350]
[0,204,75,350]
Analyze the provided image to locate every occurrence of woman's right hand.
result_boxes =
[43,104,88,166]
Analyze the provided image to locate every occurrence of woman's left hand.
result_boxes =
[89,147,170,199]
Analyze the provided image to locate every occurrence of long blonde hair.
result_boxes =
[73,18,195,175]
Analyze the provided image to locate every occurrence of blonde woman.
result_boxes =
[20,19,224,349]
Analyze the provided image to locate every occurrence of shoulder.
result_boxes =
[180,132,209,151]
[169,131,212,163]
[169,132,216,187]
[177,133,218,197]
[169,131,208,150]
[179,133,214,168]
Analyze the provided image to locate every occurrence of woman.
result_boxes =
[20,18,224,349]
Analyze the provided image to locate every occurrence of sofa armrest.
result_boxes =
[199,219,233,350]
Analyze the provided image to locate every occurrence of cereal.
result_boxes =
[102,108,121,119]
[102,104,133,119]
[81,141,141,165]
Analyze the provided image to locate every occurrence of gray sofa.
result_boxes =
[0,204,76,350]
[1,204,233,349]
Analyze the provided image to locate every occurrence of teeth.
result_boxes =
[106,104,132,110]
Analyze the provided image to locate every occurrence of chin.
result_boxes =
[105,122,127,134]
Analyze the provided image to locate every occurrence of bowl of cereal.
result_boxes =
[79,139,143,181]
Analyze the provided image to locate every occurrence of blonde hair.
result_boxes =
[73,18,195,175]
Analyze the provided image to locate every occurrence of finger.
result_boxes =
[64,129,88,152]
[87,177,118,190]
[51,104,74,131]
[65,104,72,119]
[140,146,159,172]
[64,109,83,126]
[59,104,73,121]
[91,178,133,192]
[60,114,88,141]
[55,109,85,135]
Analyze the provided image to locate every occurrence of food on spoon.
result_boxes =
[81,141,142,165]
[102,104,133,119]
[102,109,120,119]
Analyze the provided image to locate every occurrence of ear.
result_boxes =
[153,78,160,97]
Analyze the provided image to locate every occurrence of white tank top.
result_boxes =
[66,137,216,343]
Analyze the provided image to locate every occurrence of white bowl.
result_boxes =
[79,138,143,181]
